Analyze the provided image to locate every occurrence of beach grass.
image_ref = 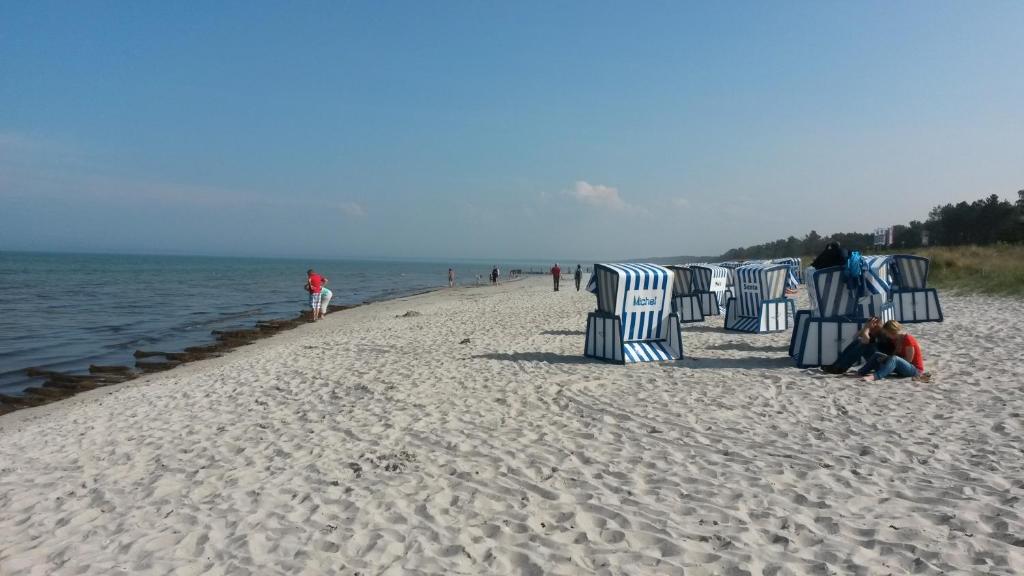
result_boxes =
[914,244,1024,296]
[798,244,1024,296]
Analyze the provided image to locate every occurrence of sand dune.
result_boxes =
[2,277,1022,575]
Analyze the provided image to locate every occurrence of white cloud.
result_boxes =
[339,201,366,218]
[672,197,690,209]
[568,181,625,210]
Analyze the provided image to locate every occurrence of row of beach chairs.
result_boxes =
[583,255,942,365]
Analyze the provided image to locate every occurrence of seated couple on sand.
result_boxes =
[823,318,930,382]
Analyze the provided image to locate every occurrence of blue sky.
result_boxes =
[2,1,1022,260]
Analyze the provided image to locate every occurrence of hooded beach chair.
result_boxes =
[772,257,804,285]
[690,264,729,316]
[723,263,793,333]
[890,255,943,323]
[666,265,704,323]
[789,256,897,368]
[584,263,683,363]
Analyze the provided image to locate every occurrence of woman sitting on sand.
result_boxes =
[856,320,928,382]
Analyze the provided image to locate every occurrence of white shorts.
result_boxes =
[319,289,333,313]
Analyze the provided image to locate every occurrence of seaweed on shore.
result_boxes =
[0,303,361,417]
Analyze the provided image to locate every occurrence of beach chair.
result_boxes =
[772,257,804,285]
[584,263,683,363]
[723,263,793,333]
[789,257,897,368]
[666,265,704,323]
[718,261,741,306]
[890,255,943,323]
[690,264,729,316]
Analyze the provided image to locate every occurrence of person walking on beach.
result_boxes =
[448,268,455,287]
[574,264,583,291]
[856,320,928,382]
[305,269,327,322]
[491,266,499,286]
[551,263,561,291]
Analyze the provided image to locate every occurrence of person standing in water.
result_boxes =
[305,269,327,322]
[448,268,455,287]
[574,264,583,291]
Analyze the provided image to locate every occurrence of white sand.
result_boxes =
[2,277,1022,575]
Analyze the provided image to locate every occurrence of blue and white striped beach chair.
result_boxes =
[789,256,897,368]
[723,263,793,333]
[667,265,704,323]
[859,255,895,318]
[584,263,684,364]
[890,255,943,323]
[690,264,729,316]
[772,257,804,286]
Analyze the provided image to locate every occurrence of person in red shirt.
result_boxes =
[550,263,561,291]
[858,320,927,382]
[305,269,328,322]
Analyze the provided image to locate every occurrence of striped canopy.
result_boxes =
[734,264,789,319]
[587,263,674,342]
[891,255,930,289]
[810,255,894,318]
[691,264,729,294]
[666,265,696,296]
[772,257,803,288]
[861,255,893,296]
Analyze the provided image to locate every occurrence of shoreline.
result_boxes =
[0,276,529,418]
[0,281,462,430]
[0,283,455,416]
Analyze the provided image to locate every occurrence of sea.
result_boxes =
[0,252,550,396]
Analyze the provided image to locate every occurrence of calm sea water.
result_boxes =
[0,252,546,396]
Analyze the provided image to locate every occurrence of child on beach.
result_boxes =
[856,320,928,382]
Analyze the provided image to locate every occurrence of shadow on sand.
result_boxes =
[704,342,790,353]
[473,352,596,365]
[678,355,793,370]
[540,329,586,336]
[680,325,723,333]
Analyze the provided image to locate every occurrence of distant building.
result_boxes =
[873,227,893,247]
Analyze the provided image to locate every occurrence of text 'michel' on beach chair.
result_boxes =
[789,256,897,368]
[723,263,793,333]
[666,265,704,323]
[584,263,683,364]
[890,255,943,323]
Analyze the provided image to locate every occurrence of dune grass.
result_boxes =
[913,245,1024,296]
[797,245,1024,296]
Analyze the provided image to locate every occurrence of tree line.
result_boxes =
[720,190,1024,260]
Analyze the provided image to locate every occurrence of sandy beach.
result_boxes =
[1,276,1022,575]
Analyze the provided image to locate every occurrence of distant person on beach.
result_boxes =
[856,320,928,382]
[305,269,327,322]
[551,263,561,291]
[810,241,848,269]
[319,285,333,316]
[491,266,499,285]
[448,268,455,287]
[822,316,894,374]
[574,265,583,291]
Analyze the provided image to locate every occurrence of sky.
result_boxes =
[2,1,1023,261]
